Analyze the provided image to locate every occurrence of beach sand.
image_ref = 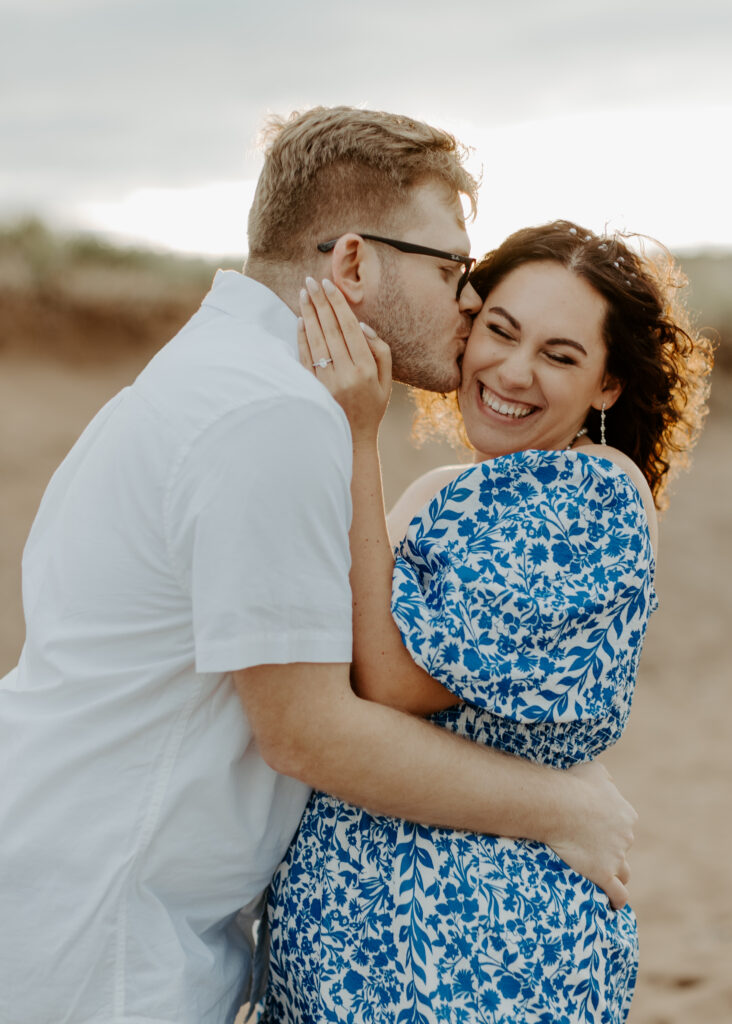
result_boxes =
[1,349,730,1024]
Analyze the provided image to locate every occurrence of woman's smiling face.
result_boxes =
[458,260,621,460]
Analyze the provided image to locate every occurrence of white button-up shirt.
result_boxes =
[0,272,353,1024]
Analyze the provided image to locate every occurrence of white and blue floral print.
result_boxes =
[263,449,657,1023]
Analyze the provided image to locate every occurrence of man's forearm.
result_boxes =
[237,662,635,906]
[242,664,567,840]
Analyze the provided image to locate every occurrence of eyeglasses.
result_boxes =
[317,233,476,299]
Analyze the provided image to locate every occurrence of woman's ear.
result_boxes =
[593,376,623,411]
[329,233,378,305]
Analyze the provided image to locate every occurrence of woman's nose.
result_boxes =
[496,349,534,390]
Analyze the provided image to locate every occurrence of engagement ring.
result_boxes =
[313,358,333,369]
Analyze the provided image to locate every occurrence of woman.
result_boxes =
[261,222,713,1022]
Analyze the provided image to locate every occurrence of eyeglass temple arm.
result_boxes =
[359,235,469,264]
[318,235,472,268]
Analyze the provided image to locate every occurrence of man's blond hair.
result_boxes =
[247,106,478,265]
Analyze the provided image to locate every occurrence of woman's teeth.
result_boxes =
[479,385,534,419]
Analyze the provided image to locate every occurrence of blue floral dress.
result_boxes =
[262,450,657,1024]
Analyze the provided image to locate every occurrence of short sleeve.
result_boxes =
[390,449,657,724]
[165,396,353,672]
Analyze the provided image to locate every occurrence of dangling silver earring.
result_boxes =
[600,401,607,446]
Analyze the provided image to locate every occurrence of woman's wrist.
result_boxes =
[351,432,381,454]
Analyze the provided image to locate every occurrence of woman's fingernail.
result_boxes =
[297,316,304,329]
[299,288,308,304]
[360,322,377,338]
[322,278,336,294]
[305,276,319,294]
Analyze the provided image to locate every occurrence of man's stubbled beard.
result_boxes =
[363,251,463,394]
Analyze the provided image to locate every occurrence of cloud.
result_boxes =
[74,179,258,254]
[1,0,730,247]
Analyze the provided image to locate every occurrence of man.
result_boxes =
[0,107,636,1024]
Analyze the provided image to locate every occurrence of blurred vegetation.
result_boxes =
[680,251,732,369]
[0,216,241,300]
[0,217,729,369]
[0,218,241,364]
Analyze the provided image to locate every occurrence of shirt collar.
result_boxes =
[201,270,298,353]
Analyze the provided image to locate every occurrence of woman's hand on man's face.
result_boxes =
[298,277,392,442]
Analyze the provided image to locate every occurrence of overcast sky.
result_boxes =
[2,0,731,255]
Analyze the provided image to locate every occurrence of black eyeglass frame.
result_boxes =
[317,233,476,298]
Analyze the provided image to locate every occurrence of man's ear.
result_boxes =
[593,375,623,411]
[328,233,378,305]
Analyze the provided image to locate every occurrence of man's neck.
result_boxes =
[244,259,307,316]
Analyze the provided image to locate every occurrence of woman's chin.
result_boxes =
[465,419,541,460]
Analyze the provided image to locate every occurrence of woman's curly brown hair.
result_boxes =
[412,220,715,510]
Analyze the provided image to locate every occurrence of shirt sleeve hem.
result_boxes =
[195,632,353,673]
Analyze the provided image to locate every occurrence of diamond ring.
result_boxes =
[313,358,333,369]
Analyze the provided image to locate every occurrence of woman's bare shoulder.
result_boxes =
[574,444,658,555]
[386,463,473,546]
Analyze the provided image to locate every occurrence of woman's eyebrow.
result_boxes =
[546,338,588,356]
[487,306,520,330]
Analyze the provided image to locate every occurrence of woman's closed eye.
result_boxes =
[545,350,578,366]
[487,325,579,366]
[488,323,515,341]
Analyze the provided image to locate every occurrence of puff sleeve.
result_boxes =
[390,450,656,724]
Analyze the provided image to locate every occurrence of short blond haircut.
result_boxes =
[247,106,478,264]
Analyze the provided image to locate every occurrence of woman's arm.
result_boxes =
[347,424,461,715]
[298,278,461,715]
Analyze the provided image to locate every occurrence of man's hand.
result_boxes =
[545,760,637,910]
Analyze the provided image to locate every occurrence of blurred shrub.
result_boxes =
[0,219,241,364]
[0,216,238,296]
[678,252,732,371]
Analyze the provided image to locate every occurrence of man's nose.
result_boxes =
[458,281,482,315]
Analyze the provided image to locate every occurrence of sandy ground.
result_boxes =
[1,349,730,1024]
